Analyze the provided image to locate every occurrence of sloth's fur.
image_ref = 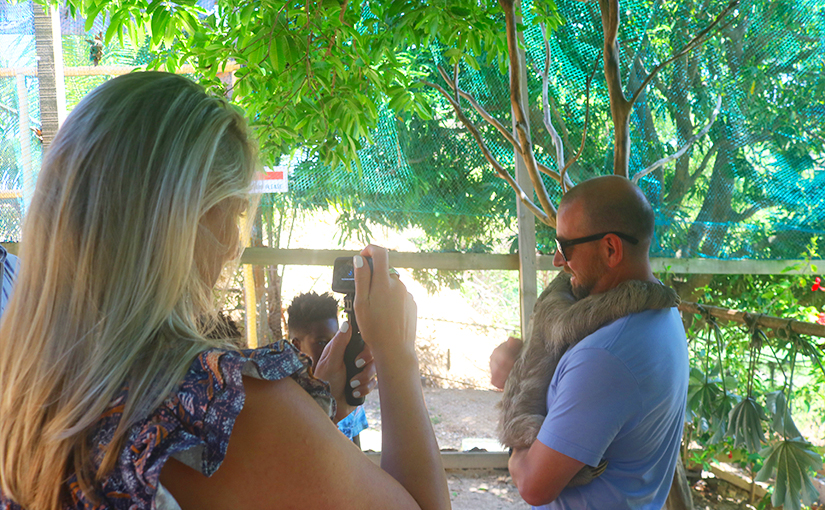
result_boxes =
[498,271,679,486]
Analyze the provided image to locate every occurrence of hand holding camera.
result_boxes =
[331,254,373,406]
[350,246,418,365]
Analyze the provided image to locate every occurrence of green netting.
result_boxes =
[286,0,825,259]
[2,0,824,260]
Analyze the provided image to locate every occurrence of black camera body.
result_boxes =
[332,256,372,406]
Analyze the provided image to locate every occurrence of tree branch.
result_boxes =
[500,0,557,222]
[598,0,632,176]
[629,0,739,108]
[435,65,522,152]
[434,65,568,191]
[550,98,575,155]
[560,56,600,191]
[453,62,460,105]
[730,200,769,223]
[633,95,722,184]
[423,80,553,226]
[539,23,564,175]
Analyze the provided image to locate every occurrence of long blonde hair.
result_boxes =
[0,72,256,509]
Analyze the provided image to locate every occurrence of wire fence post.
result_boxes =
[512,0,537,338]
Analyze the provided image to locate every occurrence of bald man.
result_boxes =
[492,176,689,509]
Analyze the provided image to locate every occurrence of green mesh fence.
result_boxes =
[1,0,824,261]
[286,0,825,259]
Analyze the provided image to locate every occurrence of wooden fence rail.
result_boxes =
[679,301,825,339]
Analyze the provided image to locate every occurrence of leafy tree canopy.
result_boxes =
[61,0,558,170]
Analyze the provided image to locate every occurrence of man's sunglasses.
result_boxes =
[555,232,639,262]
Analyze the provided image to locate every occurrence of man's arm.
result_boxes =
[508,441,585,506]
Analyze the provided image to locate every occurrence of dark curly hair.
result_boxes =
[286,292,339,333]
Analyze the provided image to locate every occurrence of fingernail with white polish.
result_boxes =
[350,379,361,388]
[355,358,366,368]
[340,321,349,333]
[353,391,361,398]
[353,255,364,268]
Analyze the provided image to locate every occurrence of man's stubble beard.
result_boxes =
[567,260,607,300]
[571,279,593,300]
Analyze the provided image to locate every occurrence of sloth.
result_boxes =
[498,271,679,487]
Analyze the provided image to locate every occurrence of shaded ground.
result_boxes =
[447,470,528,510]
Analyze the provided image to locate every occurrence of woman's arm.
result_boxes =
[161,245,449,510]
[352,248,449,510]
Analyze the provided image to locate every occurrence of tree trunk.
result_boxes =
[663,454,695,510]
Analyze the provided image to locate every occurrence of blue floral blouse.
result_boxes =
[1,341,333,509]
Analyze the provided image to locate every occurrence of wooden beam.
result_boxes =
[34,3,59,148]
[680,301,825,339]
[2,244,822,276]
[650,257,825,275]
[240,248,825,275]
[364,451,509,470]
[0,63,240,78]
[709,462,769,500]
[239,247,525,270]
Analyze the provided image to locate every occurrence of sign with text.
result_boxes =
[252,166,288,193]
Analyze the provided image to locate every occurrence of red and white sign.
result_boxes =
[252,166,288,193]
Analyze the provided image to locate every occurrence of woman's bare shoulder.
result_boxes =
[160,375,421,510]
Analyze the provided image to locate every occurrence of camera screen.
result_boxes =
[331,256,372,294]
[331,257,357,294]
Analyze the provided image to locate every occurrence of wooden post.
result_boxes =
[15,74,33,211]
[241,214,258,348]
[512,1,537,336]
[244,264,258,347]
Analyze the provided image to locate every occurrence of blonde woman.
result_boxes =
[0,72,450,510]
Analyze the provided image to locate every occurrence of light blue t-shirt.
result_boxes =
[338,405,368,440]
[0,245,18,318]
[534,307,688,510]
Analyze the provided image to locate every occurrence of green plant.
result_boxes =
[684,283,825,510]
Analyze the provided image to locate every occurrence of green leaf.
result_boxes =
[84,3,105,32]
[151,8,170,46]
[766,391,802,439]
[269,36,283,73]
[726,397,766,453]
[756,439,822,510]
[464,54,480,71]
[104,10,124,44]
[448,6,472,17]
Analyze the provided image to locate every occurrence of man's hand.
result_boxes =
[489,336,523,390]
[314,321,376,423]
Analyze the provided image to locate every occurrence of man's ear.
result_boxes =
[602,234,624,268]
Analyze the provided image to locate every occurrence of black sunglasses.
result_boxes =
[555,232,639,262]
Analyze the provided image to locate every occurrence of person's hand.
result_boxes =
[490,336,523,390]
[352,245,417,363]
[314,321,377,423]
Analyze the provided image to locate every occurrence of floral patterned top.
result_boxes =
[1,341,333,510]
